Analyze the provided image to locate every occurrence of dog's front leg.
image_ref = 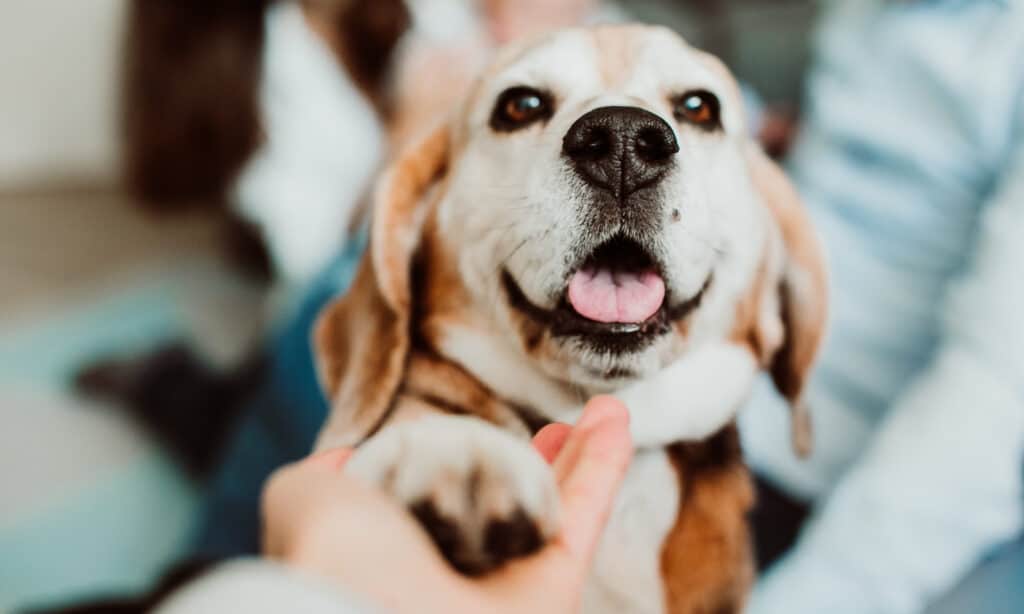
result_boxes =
[346,411,560,576]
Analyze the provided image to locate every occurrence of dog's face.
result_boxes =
[315,25,826,452]
[439,26,771,388]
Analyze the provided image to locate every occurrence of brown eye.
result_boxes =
[491,87,553,132]
[673,90,721,130]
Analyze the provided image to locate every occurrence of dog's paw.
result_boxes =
[346,414,560,575]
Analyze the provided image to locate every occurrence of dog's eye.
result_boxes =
[491,87,553,132]
[673,90,721,130]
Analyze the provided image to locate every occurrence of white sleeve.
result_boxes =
[154,560,379,614]
[747,139,1024,613]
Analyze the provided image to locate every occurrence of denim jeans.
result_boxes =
[193,236,365,558]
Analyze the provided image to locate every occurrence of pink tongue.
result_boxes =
[567,267,666,324]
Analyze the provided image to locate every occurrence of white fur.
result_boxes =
[441,325,757,448]
[583,449,680,614]
[233,2,384,284]
[611,343,757,447]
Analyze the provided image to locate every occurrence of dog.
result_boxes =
[313,24,827,614]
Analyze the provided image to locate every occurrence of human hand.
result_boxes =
[262,396,632,613]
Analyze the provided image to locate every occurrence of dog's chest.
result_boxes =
[584,448,679,614]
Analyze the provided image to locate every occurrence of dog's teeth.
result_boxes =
[609,323,642,334]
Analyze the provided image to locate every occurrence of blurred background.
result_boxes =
[2,0,1020,613]
[1,1,271,610]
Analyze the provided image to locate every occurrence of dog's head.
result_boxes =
[315,25,826,452]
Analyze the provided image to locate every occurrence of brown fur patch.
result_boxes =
[314,261,408,447]
[402,351,533,437]
[405,211,551,437]
[372,127,451,312]
[673,317,693,340]
[313,127,451,449]
[509,307,558,363]
[661,425,755,614]
[415,213,476,340]
[315,123,550,448]
[728,249,780,367]
[749,146,827,399]
[746,145,827,457]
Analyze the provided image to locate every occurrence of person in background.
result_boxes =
[739,1,1024,612]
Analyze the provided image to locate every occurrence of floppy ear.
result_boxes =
[312,126,450,450]
[747,145,828,458]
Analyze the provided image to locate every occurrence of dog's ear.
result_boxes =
[312,126,450,450]
[747,145,828,458]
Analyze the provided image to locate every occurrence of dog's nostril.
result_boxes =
[565,126,613,162]
[584,130,611,157]
[635,126,678,162]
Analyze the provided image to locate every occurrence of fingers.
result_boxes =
[532,423,572,463]
[550,395,625,482]
[553,396,633,563]
[479,397,632,606]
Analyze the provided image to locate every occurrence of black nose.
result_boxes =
[563,106,679,199]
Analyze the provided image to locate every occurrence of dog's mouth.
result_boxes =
[503,235,711,353]
[567,236,665,325]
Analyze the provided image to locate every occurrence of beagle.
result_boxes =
[313,24,827,614]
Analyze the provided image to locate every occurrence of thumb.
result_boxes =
[554,396,633,566]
